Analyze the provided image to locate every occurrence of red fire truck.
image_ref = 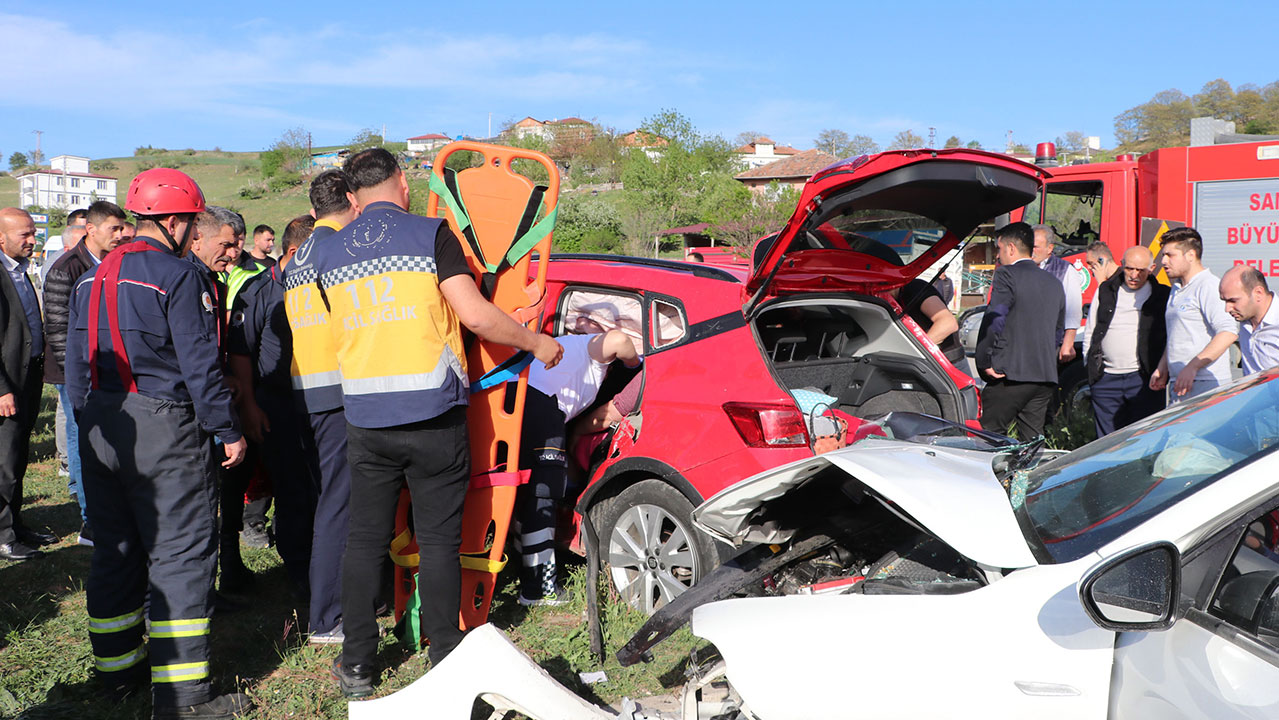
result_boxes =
[1014,138,1279,297]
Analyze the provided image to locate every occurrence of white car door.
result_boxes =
[1109,500,1279,719]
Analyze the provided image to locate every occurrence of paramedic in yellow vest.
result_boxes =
[312,148,562,698]
[283,169,360,645]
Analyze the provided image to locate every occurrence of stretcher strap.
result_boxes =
[429,170,556,275]
[389,529,417,568]
[469,468,530,491]
[460,553,507,574]
[88,241,160,391]
[429,170,484,267]
[400,572,422,652]
[468,351,533,393]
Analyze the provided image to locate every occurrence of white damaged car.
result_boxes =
[619,369,1279,720]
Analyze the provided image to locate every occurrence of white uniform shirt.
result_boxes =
[1240,295,1279,375]
[528,333,609,420]
[1041,258,1084,331]
[1166,270,1238,386]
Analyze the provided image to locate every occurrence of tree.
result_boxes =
[30,148,44,167]
[734,130,766,147]
[888,130,924,150]
[8,152,28,172]
[1193,79,1237,123]
[702,176,798,251]
[1055,131,1089,153]
[1114,89,1194,151]
[943,136,961,149]
[814,129,878,158]
[965,139,983,150]
[814,129,851,155]
[348,128,384,152]
[262,127,311,178]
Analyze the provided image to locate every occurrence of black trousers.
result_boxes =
[341,406,469,667]
[81,391,218,707]
[515,389,567,600]
[980,378,1055,440]
[305,407,350,634]
[0,356,41,545]
[256,389,317,598]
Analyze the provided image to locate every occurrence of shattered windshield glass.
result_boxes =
[1009,370,1279,563]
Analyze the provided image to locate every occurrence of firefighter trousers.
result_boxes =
[80,391,219,708]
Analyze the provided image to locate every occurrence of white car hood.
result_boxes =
[694,439,1039,569]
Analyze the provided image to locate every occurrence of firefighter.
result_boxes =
[65,168,251,719]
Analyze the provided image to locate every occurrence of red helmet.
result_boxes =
[125,168,206,216]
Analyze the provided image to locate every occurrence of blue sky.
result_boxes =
[0,1,1273,161]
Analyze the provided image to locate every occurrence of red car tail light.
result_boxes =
[723,402,810,448]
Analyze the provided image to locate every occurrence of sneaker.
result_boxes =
[152,692,252,719]
[331,657,375,698]
[240,522,270,549]
[309,621,344,645]
[58,467,70,478]
[517,585,571,608]
[77,523,95,547]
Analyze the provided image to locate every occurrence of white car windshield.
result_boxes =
[1009,369,1279,563]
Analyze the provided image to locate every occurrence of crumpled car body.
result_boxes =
[622,371,1279,719]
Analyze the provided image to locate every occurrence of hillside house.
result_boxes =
[406,133,451,154]
[735,149,837,196]
[734,137,801,170]
[18,155,118,211]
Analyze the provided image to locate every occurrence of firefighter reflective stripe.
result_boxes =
[152,661,210,683]
[88,607,145,634]
[150,618,211,638]
[95,645,148,672]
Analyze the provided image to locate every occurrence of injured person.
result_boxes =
[516,323,641,606]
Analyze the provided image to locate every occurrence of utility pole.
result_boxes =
[31,129,43,166]
[928,127,936,148]
[382,124,387,146]
[1006,130,1014,154]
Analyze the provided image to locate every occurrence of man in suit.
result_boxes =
[1,207,58,561]
[976,222,1066,440]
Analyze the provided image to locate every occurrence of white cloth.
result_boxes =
[1240,296,1279,375]
[1165,270,1238,388]
[527,333,609,420]
[1084,283,1150,374]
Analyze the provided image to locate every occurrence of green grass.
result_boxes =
[0,387,699,719]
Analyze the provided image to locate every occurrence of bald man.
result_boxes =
[1083,245,1169,436]
[1,208,56,560]
[1220,265,1279,375]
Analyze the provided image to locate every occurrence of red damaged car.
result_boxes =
[534,149,1048,613]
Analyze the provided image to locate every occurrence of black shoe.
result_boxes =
[15,526,58,547]
[0,541,43,561]
[240,521,270,549]
[331,657,375,698]
[152,692,252,719]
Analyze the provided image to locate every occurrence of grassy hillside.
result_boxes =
[99,151,315,240]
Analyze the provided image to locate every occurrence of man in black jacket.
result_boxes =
[1083,246,1168,437]
[43,200,129,544]
[976,222,1066,440]
[1,207,55,561]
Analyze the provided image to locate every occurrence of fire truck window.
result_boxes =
[1043,181,1104,248]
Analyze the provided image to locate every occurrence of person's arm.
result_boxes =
[167,269,246,466]
[573,401,625,436]
[228,353,269,443]
[1059,268,1083,362]
[1082,297,1099,358]
[439,274,562,368]
[918,296,958,347]
[588,329,642,367]
[41,262,73,369]
[1173,331,1238,396]
[975,267,1013,378]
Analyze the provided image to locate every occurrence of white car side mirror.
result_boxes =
[1079,541,1181,632]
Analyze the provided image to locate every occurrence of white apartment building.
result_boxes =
[18,155,118,211]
